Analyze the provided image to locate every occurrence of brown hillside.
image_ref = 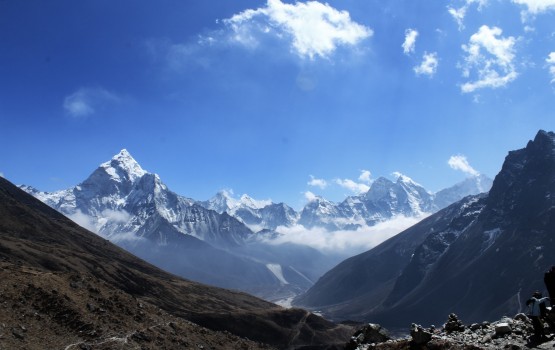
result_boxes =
[0,177,351,349]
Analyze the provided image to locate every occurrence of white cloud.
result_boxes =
[460,25,518,93]
[67,210,98,233]
[414,52,439,77]
[402,29,419,55]
[100,209,131,224]
[0,172,4,178]
[308,175,328,189]
[358,170,372,184]
[109,231,146,244]
[547,52,555,83]
[448,6,467,31]
[512,0,555,18]
[335,178,370,194]
[63,87,120,118]
[270,215,425,255]
[448,0,489,30]
[224,0,373,59]
[448,155,480,176]
[304,191,318,202]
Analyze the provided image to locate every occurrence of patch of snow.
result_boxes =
[239,194,272,209]
[481,228,502,253]
[266,263,289,285]
[288,266,314,285]
[100,149,147,183]
[274,297,294,308]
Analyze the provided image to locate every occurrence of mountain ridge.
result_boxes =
[295,130,555,328]
[19,148,492,303]
[201,173,493,232]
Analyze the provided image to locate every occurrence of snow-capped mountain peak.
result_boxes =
[238,194,272,210]
[203,190,273,214]
[208,190,238,213]
[394,172,423,188]
[99,149,147,183]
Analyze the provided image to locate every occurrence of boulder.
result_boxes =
[410,324,433,345]
[495,323,512,336]
[444,313,465,333]
[347,323,390,348]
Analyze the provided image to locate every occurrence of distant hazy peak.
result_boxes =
[238,194,272,210]
[395,173,423,188]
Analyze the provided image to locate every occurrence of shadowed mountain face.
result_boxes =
[296,130,555,328]
[0,176,352,349]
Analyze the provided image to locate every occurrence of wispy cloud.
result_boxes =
[335,178,370,194]
[100,209,131,224]
[547,52,555,84]
[270,215,425,255]
[308,175,328,189]
[224,0,373,59]
[0,172,4,178]
[448,6,468,31]
[414,52,439,77]
[447,0,489,30]
[448,155,480,176]
[460,25,518,93]
[63,87,120,118]
[67,210,98,232]
[512,0,555,20]
[402,29,418,55]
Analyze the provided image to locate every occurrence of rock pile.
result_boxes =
[347,313,555,350]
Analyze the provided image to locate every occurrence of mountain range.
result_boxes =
[20,150,335,303]
[295,130,555,328]
[20,149,491,303]
[202,174,492,232]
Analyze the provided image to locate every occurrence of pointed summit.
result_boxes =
[76,149,147,199]
[203,190,238,213]
[238,194,272,210]
[394,172,422,188]
[100,149,147,183]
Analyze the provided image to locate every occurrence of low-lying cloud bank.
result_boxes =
[268,215,427,256]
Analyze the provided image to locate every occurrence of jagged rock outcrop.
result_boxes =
[346,313,554,350]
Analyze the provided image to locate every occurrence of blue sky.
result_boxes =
[1,0,555,209]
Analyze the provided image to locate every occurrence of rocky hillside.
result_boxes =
[347,313,555,349]
[0,176,352,349]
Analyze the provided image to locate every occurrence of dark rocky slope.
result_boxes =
[0,176,351,349]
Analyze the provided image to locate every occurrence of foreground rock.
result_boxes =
[348,313,555,350]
